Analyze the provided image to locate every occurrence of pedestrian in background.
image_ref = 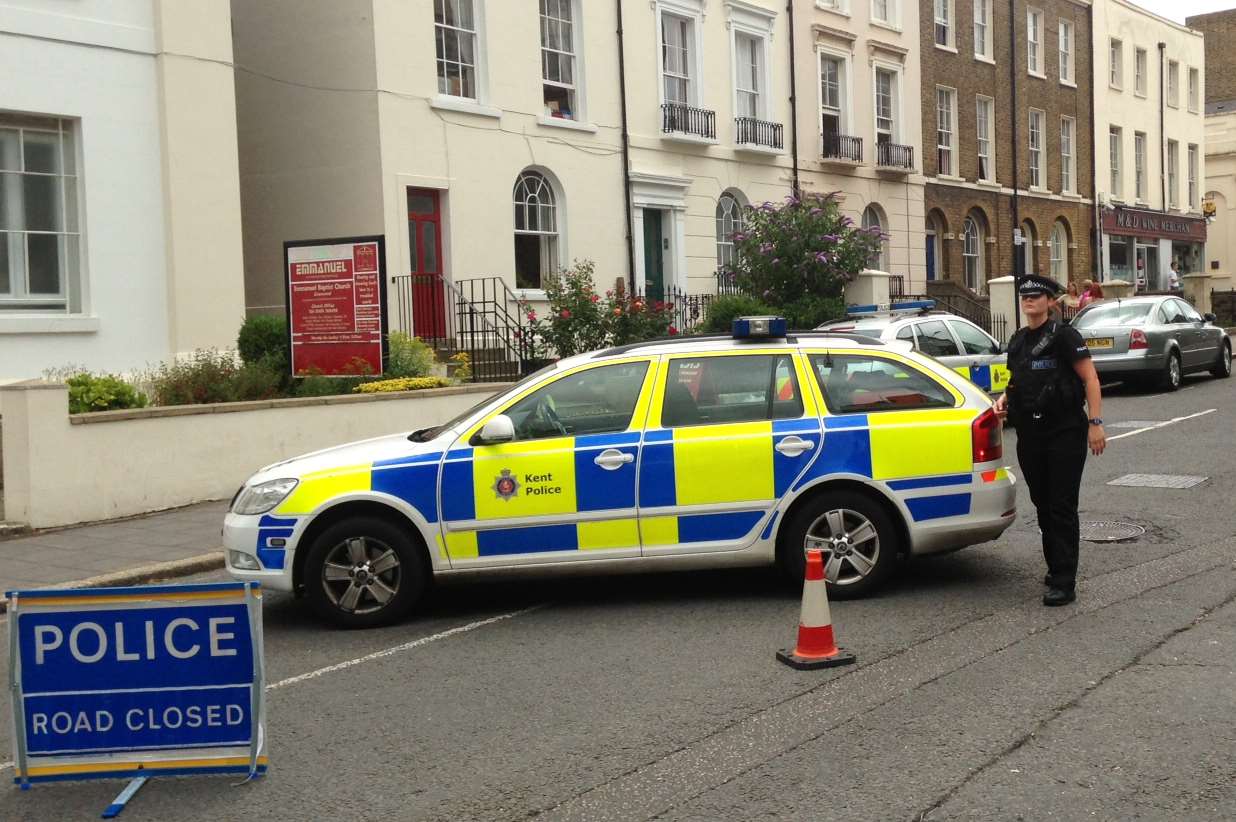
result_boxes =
[994,275,1106,606]
[1078,279,1095,309]
[1169,260,1182,291]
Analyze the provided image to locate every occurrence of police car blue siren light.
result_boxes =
[733,316,788,338]
[846,299,935,316]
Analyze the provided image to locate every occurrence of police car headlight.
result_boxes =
[231,478,298,515]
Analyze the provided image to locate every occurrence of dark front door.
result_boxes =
[408,188,446,341]
[643,210,665,298]
[926,234,936,281]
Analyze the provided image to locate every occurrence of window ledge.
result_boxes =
[1028,185,1051,194]
[976,179,1001,189]
[934,43,958,54]
[515,288,548,302]
[0,314,100,334]
[1134,90,1147,98]
[1028,70,1047,80]
[430,95,502,119]
[1060,79,1077,88]
[734,142,783,156]
[1060,191,1083,200]
[661,131,719,146]
[537,115,598,133]
[870,20,901,34]
[814,2,850,16]
[974,54,996,65]
[1167,103,1180,110]
[936,173,965,182]
[1110,83,1123,92]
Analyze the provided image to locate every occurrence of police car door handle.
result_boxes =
[774,436,815,458]
[594,449,634,470]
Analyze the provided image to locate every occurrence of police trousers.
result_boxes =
[1015,423,1088,589]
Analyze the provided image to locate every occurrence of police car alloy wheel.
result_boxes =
[304,516,426,628]
[779,491,899,598]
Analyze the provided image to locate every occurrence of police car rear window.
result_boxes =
[810,354,955,414]
[662,355,803,427]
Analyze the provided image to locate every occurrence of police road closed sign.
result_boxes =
[6,582,267,785]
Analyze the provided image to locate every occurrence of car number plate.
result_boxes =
[1086,338,1114,350]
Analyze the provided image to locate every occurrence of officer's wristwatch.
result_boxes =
[1088,417,1104,426]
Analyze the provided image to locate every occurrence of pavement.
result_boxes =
[0,500,227,601]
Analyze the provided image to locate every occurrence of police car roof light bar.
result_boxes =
[732,316,788,339]
[846,299,935,317]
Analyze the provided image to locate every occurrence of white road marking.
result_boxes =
[1106,408,1217,442]
[0,603,548,773]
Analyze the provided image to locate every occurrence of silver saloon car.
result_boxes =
[1070,296,1232,391]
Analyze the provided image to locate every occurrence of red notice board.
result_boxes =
[284,236,388,376]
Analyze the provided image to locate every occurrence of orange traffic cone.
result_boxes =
[776,548,857,670]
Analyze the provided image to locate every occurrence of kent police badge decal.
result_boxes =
[492,469,521,501]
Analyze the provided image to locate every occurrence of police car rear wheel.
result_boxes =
[305,517,425,628]
[779,491,898,599]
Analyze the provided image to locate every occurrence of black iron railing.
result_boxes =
[662,102,716,139]
[876,141,914,169]
[715,269,743,296]
[649,285,717,334]
[902,290,1005,340]
[392,273,528,382]
[823,133,863,162]
[889,275,905,297]
[735,117,783,149]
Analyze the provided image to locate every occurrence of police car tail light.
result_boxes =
[1129,329,1149,350]
[971,408,1003,464]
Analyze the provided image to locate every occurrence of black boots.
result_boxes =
[1043,587,1076,606]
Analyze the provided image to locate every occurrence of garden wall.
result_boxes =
[0,382,510,529]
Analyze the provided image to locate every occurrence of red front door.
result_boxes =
[408,188,447,340]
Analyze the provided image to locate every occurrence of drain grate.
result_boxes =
[1103,420,1165,429]
[1079,521,1145,543]
[1107,474,1209,489]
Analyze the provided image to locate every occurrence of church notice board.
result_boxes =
[284,236,388,376]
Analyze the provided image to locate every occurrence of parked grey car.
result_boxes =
[1070,296,1232,391]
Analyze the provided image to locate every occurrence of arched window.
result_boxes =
[1050,220,1068,284]
[963,214,984,292]
[862,204,888,271]
[715,192,744,272]
[1020,219,1037,276]
[925,211,946,281]
[513,170,560,289]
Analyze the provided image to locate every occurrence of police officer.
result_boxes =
[993,274,1107,606]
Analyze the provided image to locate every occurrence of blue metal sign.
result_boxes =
[6,582,267,785]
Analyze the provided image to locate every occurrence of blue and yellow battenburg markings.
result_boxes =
[953,362,1011,393]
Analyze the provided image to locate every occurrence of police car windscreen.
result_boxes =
[1072,302,1155,329]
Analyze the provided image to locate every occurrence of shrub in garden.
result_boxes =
[148,350,243,406]
[727,192,882,328]
[385,332,437,378]
[237,314,290,375]
[605,290,676,346]
[66,373,148,414]
[699,294,779,334]
[353,376,451,393]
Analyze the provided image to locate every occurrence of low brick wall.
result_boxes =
[0,382,510,529]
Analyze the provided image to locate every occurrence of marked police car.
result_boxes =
[224,317,1016,627]
[816,301,1010,395]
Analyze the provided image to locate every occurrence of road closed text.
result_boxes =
[30,703,246,736]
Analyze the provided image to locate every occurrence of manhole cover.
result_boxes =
[1104,420,1165,429]
[1108,474,1208,489]
[1079,521,1146,543]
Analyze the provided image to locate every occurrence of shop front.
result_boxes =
[1100,206,1206,292]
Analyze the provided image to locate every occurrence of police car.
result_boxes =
[816,301,1010,395]
[224,317,1016,627]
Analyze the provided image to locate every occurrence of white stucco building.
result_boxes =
[1092,0,1206,290]
[0,0,245,380]
[231,0,926,336]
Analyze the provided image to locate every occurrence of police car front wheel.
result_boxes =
[779,491,899,599]
[304,516,426,628]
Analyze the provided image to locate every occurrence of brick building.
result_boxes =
[1188,9,1236,279]
[919,0,1094,297]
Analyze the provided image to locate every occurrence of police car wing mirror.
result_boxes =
[478,415,515,444]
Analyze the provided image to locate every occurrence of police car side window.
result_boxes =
[948,320,998,355]
[503,361,650,440]
[895,325,915,344]
[913,320,962,357]
[810,354,955,414]
[662,355,803,427]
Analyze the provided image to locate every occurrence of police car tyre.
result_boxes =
[1211,340,1232,379]
[778,491,899,599]
[1161,350,1182,392]
[304,516,426,629]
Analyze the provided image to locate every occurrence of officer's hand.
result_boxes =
[1089,423,1106,456]
[992,394,1008,419]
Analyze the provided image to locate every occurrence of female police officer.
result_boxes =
[993,274,1106,606]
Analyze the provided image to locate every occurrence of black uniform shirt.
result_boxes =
[1006,320,1091,430]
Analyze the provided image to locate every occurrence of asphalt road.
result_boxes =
[2,369,1235,821]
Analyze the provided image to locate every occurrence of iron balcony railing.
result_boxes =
[876,141,914,170]
[734,116,783,149]
[823,133,863,162]
[662,102,716,140]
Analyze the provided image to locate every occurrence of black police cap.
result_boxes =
[1018,274,1063,297]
